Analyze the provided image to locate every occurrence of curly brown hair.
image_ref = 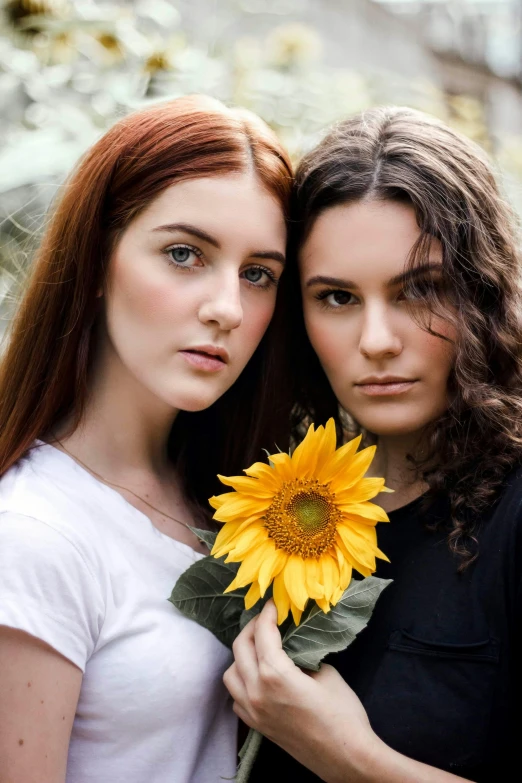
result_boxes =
[287,106,522,566]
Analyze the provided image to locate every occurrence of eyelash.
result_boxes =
[164,243,203,269]
[315,289,357,309]
[163,244,278,290]
[315,283,441,310]
[244,265,279,290]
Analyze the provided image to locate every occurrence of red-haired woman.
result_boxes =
[0,95,292,782]
[226,108,522,782]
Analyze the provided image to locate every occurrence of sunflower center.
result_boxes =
[288,492,331,535]
[263,479,340,558]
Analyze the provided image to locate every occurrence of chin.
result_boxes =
[166,389,225,413]
[354,413,433,439]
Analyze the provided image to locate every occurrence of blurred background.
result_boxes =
[1,0,522,329]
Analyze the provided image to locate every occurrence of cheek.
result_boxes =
[304,309,346,371]
[416,319,456,384]
[237,294,277,355]
[108,253,182,333]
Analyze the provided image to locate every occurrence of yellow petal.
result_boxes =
[273,572,291,625]
[225,524,269,562]
[326,444,377,492]
[336,546,353,591]
[244,581,262,610]
[337,501,389,523]
[211,515,263,557]
[291,602,304,625]
[315,434,362,484]
[209,491,236,509]
[335,535,374,577]
[331,586,344,605]
[376,547,391,563]
[224,544,267,590]
[316,596,332,613]
[243,462,281,491]
[290,422,322,477]
[211,521,245,556]
[304,558,325,600]
[258,544,288,596]
[313,418,338,473]
[283,555,309,610]
[217,474,276,499]
[266,452,295,482]
[335,477,388,505]
[213,495,270,523]
[320,554,340,601]
[336,524,377,573]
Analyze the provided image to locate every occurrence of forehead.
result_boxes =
[300,199,441,282]
[135,173,286,245]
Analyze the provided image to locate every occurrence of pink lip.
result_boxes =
[180,346,228,372]
[355,380,417,397]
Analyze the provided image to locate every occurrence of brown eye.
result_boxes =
[316,289,357,308]
[331,291,352,305]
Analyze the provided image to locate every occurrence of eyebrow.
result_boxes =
[153,222,286,266]
[306,263,443,289]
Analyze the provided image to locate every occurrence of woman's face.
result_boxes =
[103,172,286,412]
[300,199,456,439]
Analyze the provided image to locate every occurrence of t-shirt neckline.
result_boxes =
[34,440,206,560]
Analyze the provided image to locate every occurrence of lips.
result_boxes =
[179,345,229,373]
[354,377,418,397]
[184,349,225,363]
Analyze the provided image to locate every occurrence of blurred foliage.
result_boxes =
[0,0,521,325]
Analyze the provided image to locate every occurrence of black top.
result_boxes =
[251,470,522,782]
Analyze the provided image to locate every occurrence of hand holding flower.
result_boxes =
[225,600,381,783]
[170,418,393,781]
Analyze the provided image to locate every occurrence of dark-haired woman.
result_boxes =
[225,107,522,782]
[0,95,293,782]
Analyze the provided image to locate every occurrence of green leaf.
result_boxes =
[282,576,392,671]
[188,527,218,551]
[169,555,245,649]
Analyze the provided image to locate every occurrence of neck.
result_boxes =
[368,432,428,512]
[55,339,178,480]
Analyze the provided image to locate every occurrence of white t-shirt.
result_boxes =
[0,442,237,782]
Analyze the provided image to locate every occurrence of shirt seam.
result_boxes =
[0,510,107,629]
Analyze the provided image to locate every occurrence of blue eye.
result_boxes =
[244,268,263,283]
[242,266,277,289]
[165,244,202,268]
[171,247,191,264]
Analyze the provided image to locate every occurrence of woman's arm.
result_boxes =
[224,601,470,783]
[0,627,82,783]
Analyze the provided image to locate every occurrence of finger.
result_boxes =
[308,662,344,685]
[253,600,292,668]
[223,662,248,704]
[232,701,254,728]
[232,615,260,688]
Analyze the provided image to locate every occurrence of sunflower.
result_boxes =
[210,419,391,625]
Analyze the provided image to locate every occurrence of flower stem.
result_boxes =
[236,728,263,783]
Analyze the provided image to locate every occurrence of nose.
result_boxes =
[358,300,402,360]
[198,269,243,331]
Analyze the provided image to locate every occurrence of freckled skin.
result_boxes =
[300,200,456,439]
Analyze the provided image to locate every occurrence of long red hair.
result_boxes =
[0,95,293,517]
